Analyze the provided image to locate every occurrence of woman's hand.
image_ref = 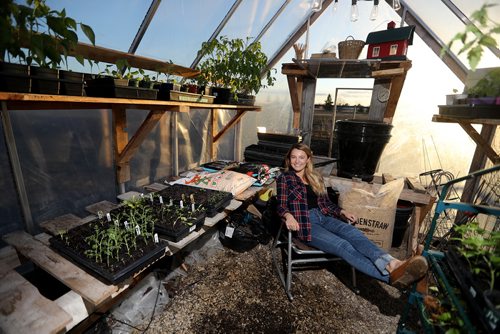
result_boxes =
[284,213,300,231]
[340,209,357,225]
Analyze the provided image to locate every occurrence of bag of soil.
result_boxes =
[338,178,404,250]
[218,207,271,252]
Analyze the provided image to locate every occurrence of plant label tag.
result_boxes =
[140,193,144,198]
[180,200,184,208]
[114,219,119,226]
[154,233,159,243]
[149,193,153,202]
[191,203,195,212]
[225,226,235,238]
[135,225,141,235]
[189,224,196,232]
[159,196,163,204]
[169,198,173,206]
[98,211,103,219]
[124,221,129,229]
[106,213,111,222]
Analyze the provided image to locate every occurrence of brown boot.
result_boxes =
[390,255,428,289]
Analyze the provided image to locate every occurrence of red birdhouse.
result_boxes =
[365,22,415,60]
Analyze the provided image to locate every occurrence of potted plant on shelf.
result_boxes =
[196,36,276,105]
[466,67,500,105]
[86,59,159,100]
[0,0,95,94]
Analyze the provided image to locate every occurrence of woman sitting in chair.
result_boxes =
[276,143,427,288]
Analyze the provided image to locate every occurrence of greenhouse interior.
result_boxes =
[0,0,499,333]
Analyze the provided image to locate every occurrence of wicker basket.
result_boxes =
[338,36,365,59]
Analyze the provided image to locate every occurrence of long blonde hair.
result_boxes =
[284,143,327,195]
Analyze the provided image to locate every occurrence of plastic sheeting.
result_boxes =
[0,107,237,238]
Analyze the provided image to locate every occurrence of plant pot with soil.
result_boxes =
[196,36,276,105]
[0,62,31,93]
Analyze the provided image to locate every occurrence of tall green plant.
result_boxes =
[442,3,499,71]
[452,221,500,291]
[0,0,95,68]
[196,36,276,98]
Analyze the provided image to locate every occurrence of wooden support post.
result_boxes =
[112,107,129,189]
[455,124,497,224]
[369,79,391,122]
[300,77,317,145]
[113,108,166,188]
[210,109,217,161]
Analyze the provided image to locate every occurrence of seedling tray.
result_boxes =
[49,219,168,284]
[170,90,215,103]
[158,184,233,218]
[154,210,206,242]
[85,78,158,100]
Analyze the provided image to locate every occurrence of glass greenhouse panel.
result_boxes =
[137,0,233,67]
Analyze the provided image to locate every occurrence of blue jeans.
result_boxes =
[305,208,394,283]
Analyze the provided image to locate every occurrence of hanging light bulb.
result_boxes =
[350,0,359,22]
[332,0,338,12]
[311,0,322,12]
[370,0,379,20]
[393,0,401,11]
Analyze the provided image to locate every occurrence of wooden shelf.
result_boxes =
[432,106,499,219]
[0,92,261,180]
[282,59,410,79]
[432,111,500,165]
[282,59,411,146]
[0,92,261,112]
[432,113,500,126]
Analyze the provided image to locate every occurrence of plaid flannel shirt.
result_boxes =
[276,171,342,241]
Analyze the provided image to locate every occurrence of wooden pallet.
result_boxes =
[0,231,124,334]
[1,197,242,333]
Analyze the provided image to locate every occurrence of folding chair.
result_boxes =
[271,222,359,301]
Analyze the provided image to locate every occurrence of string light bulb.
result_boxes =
[393,0,401,11]
[311,0,322,12]
[350,0,359,22]
[370,0,379,20]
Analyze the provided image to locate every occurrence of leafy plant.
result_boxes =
[442,3,499,71]
[451,221,500,291]
[101,59,132,80]
[466,67,500,97]
[196,36,276,99]
[0,0,96,68]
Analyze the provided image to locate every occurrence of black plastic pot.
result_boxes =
[0,62,31,93]
[230,93,256,106]
[212,87,231,104]
[391,200,415,247]
[59,70,85,96]
[31,66,59,94]
[334,120,393,181]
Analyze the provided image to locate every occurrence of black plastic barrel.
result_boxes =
[335,120,393,182]
[392,200,415,247]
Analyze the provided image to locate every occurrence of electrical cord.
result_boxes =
[92,272,163,333]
